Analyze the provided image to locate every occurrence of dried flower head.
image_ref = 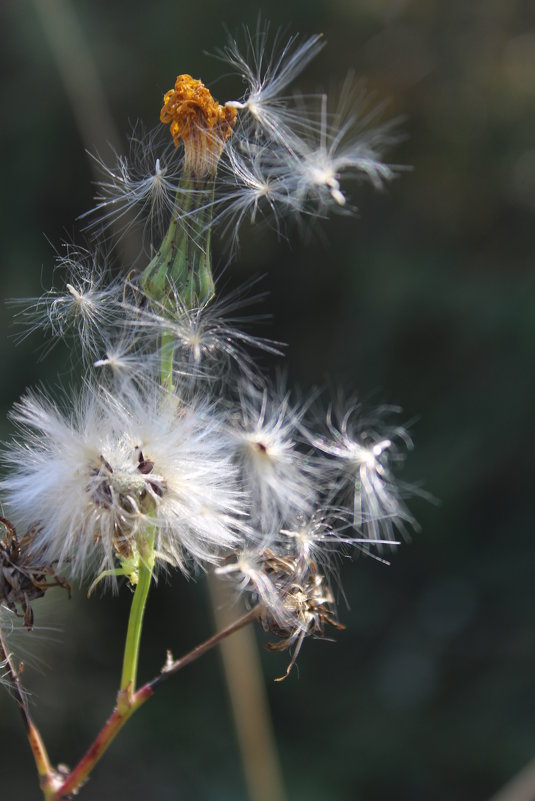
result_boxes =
[217,531,355,680]
[161,74,237,177]
[260,549,345,680]
[0,518,70,629]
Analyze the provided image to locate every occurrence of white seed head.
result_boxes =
[0,385,246,582]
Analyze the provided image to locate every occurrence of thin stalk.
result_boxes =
[119,530,156,695]
[54,606,261,800]
[150,605,262,690]
[160,331,176,391]
[0,631,55,795]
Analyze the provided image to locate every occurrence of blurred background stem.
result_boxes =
[31,0,139,265]
[209,576,288,801]
[488,758,535,801]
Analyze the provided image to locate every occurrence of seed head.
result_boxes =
[0,386,245,583]
[0,518,70,629]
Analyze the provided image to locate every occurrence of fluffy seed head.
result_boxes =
[0,386,245,583]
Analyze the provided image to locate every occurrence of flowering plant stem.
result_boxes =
[160,331,176,390]
[47,205,223,797]
[51,605,261,800]
[119,530,156,696]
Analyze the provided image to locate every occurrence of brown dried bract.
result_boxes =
[259,549,345,680]
[0,518,71,629]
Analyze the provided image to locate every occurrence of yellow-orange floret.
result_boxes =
[160,74,237,177]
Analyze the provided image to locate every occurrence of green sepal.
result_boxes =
[140,176,216,310]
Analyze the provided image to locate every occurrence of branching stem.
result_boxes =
[52,605,261,800]
[150,604,261,690]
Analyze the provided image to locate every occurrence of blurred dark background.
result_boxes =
[1,1,534,800]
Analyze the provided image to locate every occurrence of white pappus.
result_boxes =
[0,384,247,582]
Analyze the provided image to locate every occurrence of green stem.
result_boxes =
[160,330,176,391]
[119,530,155,695]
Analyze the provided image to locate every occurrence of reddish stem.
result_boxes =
[150,605,261,690]
[0,630,55,791]
[55,684,153,799]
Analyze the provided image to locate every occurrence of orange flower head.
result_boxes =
[160,74,237,177]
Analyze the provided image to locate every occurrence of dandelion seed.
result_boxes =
[314,403,416,542]
[289,78,401,210]
[93,328,159,389]
[12,247,123,360]
[279,510,399,579]
[219,21,325,141]
[227,383,318,536]
[124,280,283,384]
[80,125,182,246]
[212,141,301,251]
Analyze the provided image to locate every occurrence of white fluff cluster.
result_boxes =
[2,257,414,629]
[1,388,244,579]
[1,23,416,669]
